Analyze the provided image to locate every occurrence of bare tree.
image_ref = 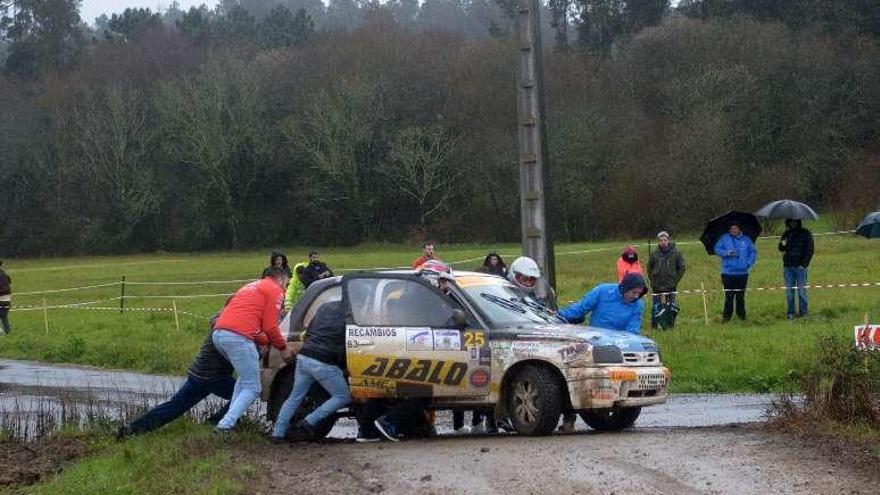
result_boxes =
[385,125,459,229]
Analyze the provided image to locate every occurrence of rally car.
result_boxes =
[260,270,669,437]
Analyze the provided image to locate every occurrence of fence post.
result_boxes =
[42,298,49,335]
[701,282,710,326]
[172,300,180,333]
[119,276,126,314]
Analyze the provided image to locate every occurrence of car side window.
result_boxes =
[302,286,342,329]
[348,278,457,327]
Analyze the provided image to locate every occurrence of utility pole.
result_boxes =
[516,0,556,288]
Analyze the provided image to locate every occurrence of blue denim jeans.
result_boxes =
[272,354,351,438]
[784,266,808,317]
[129,375,234,434]
[212,329,261,430]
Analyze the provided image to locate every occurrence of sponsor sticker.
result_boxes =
[479,347,492,366]
[360,357,468,386]
[433,329,462,351]
[558,343,591,363]
[512,341,540,356]
[347,326,399,338]
[406,328,434,351]
[469,369,490,388]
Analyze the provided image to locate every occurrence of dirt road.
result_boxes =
[256,425,878,495]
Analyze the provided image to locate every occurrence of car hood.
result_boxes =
[492,323,659,353]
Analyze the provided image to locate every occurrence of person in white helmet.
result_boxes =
[507,256,558,310]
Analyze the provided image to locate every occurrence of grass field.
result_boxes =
[2,225,878,393]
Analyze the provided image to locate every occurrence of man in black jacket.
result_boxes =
[300,251,334,288]
[778,219,814,319]
[0,260,11,334]
[118,318,234,438]
[271,301,350,440]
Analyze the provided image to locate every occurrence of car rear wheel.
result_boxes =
[505,364,564,436]
[579,406,641,431]
[267,365,336,439]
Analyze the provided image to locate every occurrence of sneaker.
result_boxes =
[285,420,314,441]
[452,425,471,435]
[558,419,575,433]
[212,427,233,440]
[373,417,400,442]
[115,425,133,441]
[787,314,795,320]
[356,432,381,443]
[497,418,515,433]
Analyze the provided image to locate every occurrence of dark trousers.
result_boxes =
[0,301,10,333]
[721,274,748,320]
[651,292,677,327]
[129,375,234,435]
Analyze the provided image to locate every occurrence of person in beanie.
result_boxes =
[557,273,648,335]
[616,245,643,283]
[714,223,757,322]
[648,231,687,329]
[778,219,814,319]
[0,261,11,334]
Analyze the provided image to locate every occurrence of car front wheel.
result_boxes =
[505,364,564,436]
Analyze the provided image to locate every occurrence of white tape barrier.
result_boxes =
[652,281,880,296]
[10,228,863,292]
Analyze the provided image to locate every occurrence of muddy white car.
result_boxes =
[261,270,669,437]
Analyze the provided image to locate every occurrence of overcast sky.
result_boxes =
[80,1,220,25]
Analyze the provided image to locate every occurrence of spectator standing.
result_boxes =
[0,261,11,334]
[714,223,757,322]
[648,232,687,329]
[300,251,334,288]
[212,268,294,433]
[475,252,507,277]
[778,219,814,319]
[411,242,436,269]
[261,251,292,279]
[285,261,309,311]
[616,245,643,282]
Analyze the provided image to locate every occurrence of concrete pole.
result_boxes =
[516,0,556,288]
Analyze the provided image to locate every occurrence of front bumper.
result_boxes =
[566,366,669,410]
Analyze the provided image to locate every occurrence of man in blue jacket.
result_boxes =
[557,273,648,334]
[713,223,757,322]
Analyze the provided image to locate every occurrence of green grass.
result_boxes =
[2,422,255,495]
[2,227,879,392]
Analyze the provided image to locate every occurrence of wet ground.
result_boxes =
[0,358,772,438]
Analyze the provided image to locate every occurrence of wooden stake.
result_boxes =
[172,300,180,333]
[701,282,710,326]
[43,298,49,335]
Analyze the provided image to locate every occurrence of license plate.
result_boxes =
[637,374,665,390]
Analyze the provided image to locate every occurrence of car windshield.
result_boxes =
[458,276,562,327]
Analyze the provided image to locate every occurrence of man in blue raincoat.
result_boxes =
[714,223,757,322]
[557,273,648,334]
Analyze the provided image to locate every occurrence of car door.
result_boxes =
[343,274,488,399]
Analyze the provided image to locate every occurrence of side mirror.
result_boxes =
[452,309,468,328]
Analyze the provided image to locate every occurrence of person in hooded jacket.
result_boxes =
[616,246,643,283]
[0,260,11,334]
[262,251,293,279]
[475,253,507,277]
[714,223,757,322]
[648,231,686,328]
[557,273,648,335]
[285,262,309,312]
[778,219,814,319]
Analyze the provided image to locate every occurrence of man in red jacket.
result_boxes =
[213,267,294,432]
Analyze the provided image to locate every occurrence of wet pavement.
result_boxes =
[0,359,775,438]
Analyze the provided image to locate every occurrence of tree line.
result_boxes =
[0,0,877,255]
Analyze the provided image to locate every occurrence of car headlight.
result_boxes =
[592,345,623,364]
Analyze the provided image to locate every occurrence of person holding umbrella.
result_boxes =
[778,219,814,319]
[714,223,757,322]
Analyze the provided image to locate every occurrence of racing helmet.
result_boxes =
[508,256,541,291]
[418,259,454,288]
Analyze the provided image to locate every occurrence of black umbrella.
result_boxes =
[700,211,762,255]
[856,211,880,239]
[754,199,818,221]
